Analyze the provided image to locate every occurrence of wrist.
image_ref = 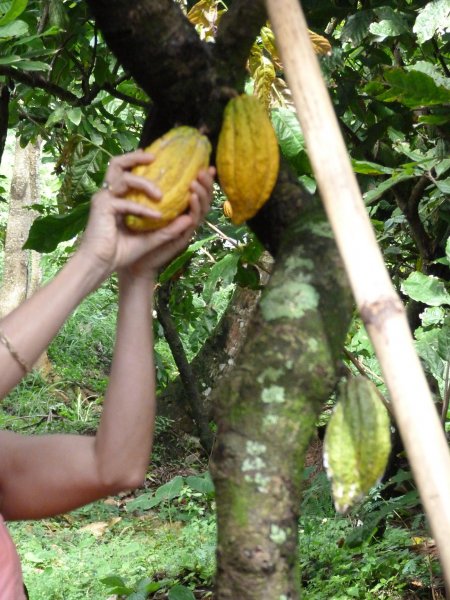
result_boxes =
[72,247,112,288]
[62,249,111,296]
[117,269,157,291]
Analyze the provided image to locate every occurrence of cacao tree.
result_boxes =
[1,0,449,597]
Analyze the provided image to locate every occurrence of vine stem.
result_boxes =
[266,0,450,591]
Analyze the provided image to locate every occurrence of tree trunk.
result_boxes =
[0,139,48,370]
[210,205,352,598]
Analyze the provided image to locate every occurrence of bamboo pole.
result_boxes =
[266,0,450,589]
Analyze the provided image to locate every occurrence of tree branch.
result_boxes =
[86,0,217,130]
[0,67,79,104]
[0,66,150,110]
[393,174,435,262]
[214,0,268,90]
[156,280,215,454]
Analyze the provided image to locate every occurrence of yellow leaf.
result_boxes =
[308,30,332,55]
[187,0,224,40]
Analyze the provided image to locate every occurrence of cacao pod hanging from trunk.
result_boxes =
[323,376,392,514]
[216,94,280,225]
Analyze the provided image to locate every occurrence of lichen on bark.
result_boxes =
[210,207,353,599]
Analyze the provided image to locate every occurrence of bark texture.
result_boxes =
[0,140,41,318]
[210,207,352,598]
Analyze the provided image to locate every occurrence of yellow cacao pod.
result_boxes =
[216,94,279,225]
[124,126,211,231]
[223,200,233,219]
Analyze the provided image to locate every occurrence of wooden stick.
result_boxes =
[266,0,450,589]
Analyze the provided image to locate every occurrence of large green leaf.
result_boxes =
[0,0,28,26]
[413,0,450,43]
[271,108,304,159]
[0,18,27,37]
[23,203,90,253]
[340,9,374,45]
[159,235,215,284]
[202,252,240,304]
[401,272,450,306]
[365,68,450,108]
[409,61,450,90]
[364,172,417,205]
[351,159,393,175]
[185,472,215,496]
[369,7,410,41]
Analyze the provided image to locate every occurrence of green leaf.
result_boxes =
[128,592,147,600]
[186,472,215,496]
[369,8,410,41]
[0,0,28,26]
[421,306,446,327]
[401,272,450,306]
[0,18,27,37]
[159,236,215,284]
[409,61,450,90]
[100,575,133,594]
[271,108,304,159]
[23,203,90,253]
[154,476,184,502]
[15,59,50,71]
[235,262,261,290]
[364,172,416,205]
[67,107,82,126]
[0,54,21,64]
[434,177,450,195]
[418,113,450,126]
[413,0,450,43]
[203,253,240,304]
[351,159,393,175]
[126,492,163,512]
[446,237,450,263]
[415,328,446,384]
[437,326,450,361]
[168,585,196,600]
[365,68,450,108]
[340,10,374,45]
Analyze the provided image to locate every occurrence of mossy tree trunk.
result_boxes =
[211,208,352,598]
[86,0,354,595]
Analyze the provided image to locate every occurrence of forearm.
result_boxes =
[0,273,157,520]
[94,272,156,489]
[0,250,108,398]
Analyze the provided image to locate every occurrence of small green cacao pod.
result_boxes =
[323,376,392,514]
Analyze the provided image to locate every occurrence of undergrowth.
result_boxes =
[3,271,444,600]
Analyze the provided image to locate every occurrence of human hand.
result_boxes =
[119,166,216,281]
[78,149,215,280]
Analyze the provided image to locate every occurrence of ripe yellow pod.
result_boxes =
[125,126,211,231]
[216,94,279,225]
[223,200,233,219]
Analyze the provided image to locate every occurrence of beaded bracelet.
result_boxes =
[0,329,31,373]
